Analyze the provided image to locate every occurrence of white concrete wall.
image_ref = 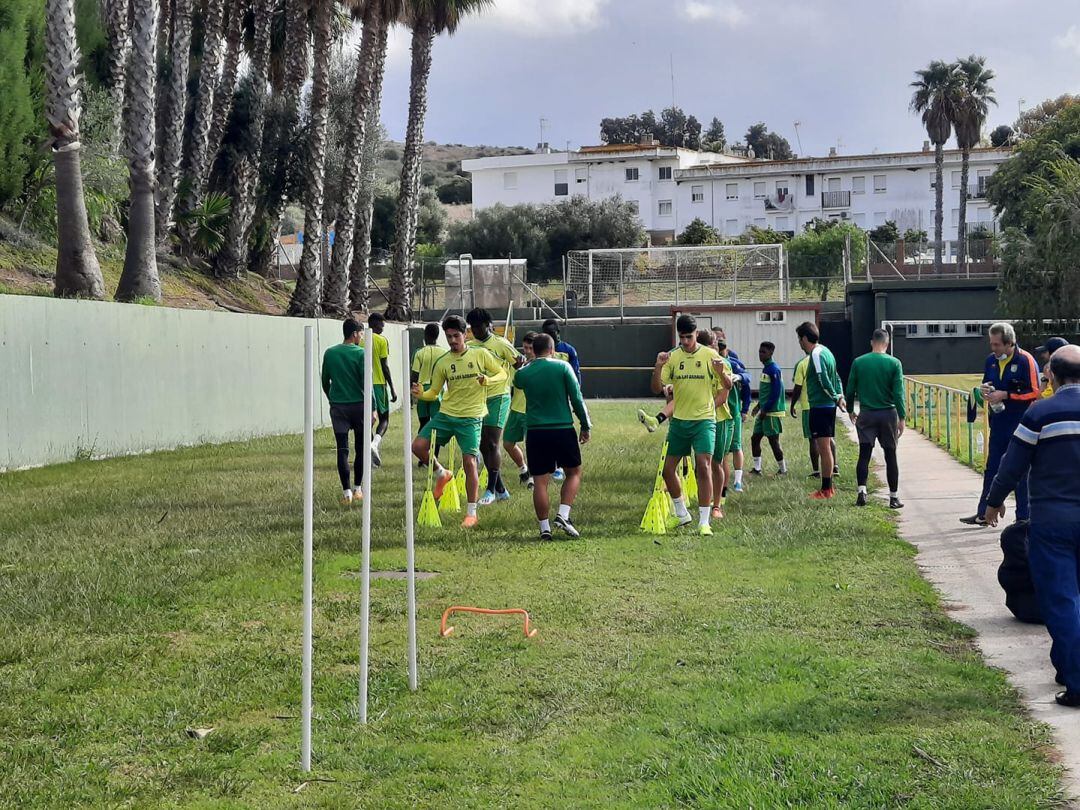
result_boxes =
[688,306,819,388]
[0,295,410,470]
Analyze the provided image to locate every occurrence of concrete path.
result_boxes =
[856,423,1080,798]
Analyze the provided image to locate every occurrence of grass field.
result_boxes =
[0,403,1063,807]
[906,375,989,472]
[909,374,983,392]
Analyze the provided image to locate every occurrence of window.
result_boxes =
[554,169,568,196]
[943,323,958,335]
[658,199,673,216]
[757,310,787,323]
[725,218,739,236]
[725,183,739,200]
[926,323,942,335]
[754,181,766,199]
[503,172,517,190]
[805,175,815,196]
[873,211,887,226]
[776,216,789,230]
[827,176,841,192]
[625,167,639,182]
[691,185,704,203]
[852,175,865,194]
[873,174,887,193]
[951,170,961,189]
[658,166,673,181]
[775,181,789,197]
[965,323,983,335]
[575,167,587,183]
[907,324,920,336]
[852,213,866,228]
[951,208,959,227]
[753,217,766,228]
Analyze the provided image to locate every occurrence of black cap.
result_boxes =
[1036,337,1069,356]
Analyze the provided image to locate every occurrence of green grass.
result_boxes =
[910,374,983,392]
[906,376,989,472]
[0,403,1063,807]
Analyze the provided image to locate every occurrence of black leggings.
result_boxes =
[334,429,365,491]
[751,434,784,461]
[857,443,899,492]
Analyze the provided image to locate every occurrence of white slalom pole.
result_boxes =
[402,340,418,691]
[301,326,314,771]
[359,326,374,723]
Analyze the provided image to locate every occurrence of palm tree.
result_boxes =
[910,60,961,274]
[46,0,105,298]
[156,0,195,245]
[323,0,398,316]
[99,0,129,148]
[117,0,163,301]
[215,0,275,278]
[207,0,247,164]
[348,100,383,312]
[385,0,493,321]
[178,0,227,252]
[953,55,996,271]
[286,0,336,316]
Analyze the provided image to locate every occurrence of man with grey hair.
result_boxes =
[986,345,1080,707]
[961,322,1040,526]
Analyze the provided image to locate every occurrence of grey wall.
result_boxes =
[0,295,408,470]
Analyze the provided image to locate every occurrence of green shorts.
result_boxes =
[417,398,441,420]
[753,415,784,438]
[729,413,743,452]
[667,418,716,458]
[714,419,735,457]
[801,411,812,439]
[373,384,389,415]
[483,394,511,429]
[419,412,483,457]
[504,410,528,444]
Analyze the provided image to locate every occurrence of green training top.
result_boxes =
[805,344,844,408]
[322,343,365,405]
[845,351,906,419]
[513,357,591,431]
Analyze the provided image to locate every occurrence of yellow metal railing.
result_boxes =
[904,377,990,472]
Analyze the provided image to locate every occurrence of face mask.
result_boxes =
[997,352,1010,362]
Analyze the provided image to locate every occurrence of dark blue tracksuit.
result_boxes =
[988,385,1080,690]
[978,348,1040,520]
[727,350,752,416]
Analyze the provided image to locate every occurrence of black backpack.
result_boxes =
[997,521,1043,624]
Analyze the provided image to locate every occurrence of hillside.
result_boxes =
[374,141,533,187]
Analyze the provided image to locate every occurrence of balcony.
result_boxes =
[967,181,989,199]
[821,190,851,209]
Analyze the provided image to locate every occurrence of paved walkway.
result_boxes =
[858,424,1080,798]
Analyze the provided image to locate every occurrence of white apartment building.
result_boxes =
[463,140,747,242]
[464,143,1011,245]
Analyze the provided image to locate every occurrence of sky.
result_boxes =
[357,0,1080,157]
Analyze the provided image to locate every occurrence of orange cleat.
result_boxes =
[810,488,836,500]
[433,469,453,500]
[711,506,724,520]
[461,514,479,529]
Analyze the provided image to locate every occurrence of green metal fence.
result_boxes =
[904,377,990,472]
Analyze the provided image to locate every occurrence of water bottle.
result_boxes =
[976,432,985,456]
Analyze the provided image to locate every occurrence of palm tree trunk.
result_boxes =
[178,0,226,252]
[957,148,970,273]
[348,100,383,313]
[117,0,162,302]
[933,143,944,274]
[47,0,105,299]
[99,0,129,151]
[286,0,334,317]
[207,0,246,168]
[324,5,386,316]
[249,0,309,278]
[386,16,435,322]
[155,0,194,246]
[214,0,273,278]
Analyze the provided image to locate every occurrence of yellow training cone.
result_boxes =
[418,431,443,528]
[640,490,668,535]
[440,438,462,512]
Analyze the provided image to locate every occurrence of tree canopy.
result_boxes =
[599,107,705,149]
[744,123,794,160]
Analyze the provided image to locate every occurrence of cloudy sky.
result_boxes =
[363,0,1079,157]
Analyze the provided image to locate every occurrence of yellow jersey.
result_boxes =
[419,347,507,419]
[793,356,809,411]
[713,355,734,422]
[510,365,527,414]
[661,345,721,421]
[411,344,443,392]
[371,332,389,385]
[467,333,520,399]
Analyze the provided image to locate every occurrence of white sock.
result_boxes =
[353,486,362,498]
[342,489,352,499]
[778,459,787,473]
[673,497,690,519]
[539,518,551,532]
[890,490,899,498]
[520,464,529,475]
[699,506,711,526]
[558,503,571,521]
[753,457,762,471]
[858,485,868,494]
[466,503,477,517]
[734,470,743,485]
[371,434,382,449]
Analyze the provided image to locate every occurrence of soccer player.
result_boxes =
[542,319,581,382]
[716,336,749,492]
[651,314,724,535]
[790,354,837,479]
[751,341,787,475]
[411,323,443,433]
[514,333,591,540]
[846,328,906,509]
[412,315,507,529]
[702,330,735,519]
[367,313,396,468]
[466,308,522,506]
[321,318,367,505]
[796,321,845,499]
[503,332,536,490]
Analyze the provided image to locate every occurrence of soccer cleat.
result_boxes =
[732,481,744,493]
[810,489,836,500]
[461,514,479,529]
[519,471,532,486]
[352,488,363,502]
[432,469,453,500]
[699,524,713,536]
[855,491,868,507]
[478,490,497,506]
[341,492,353,506]
[370,445,381,468]
[750,468,763,477]
[676,513,693,528]
[808,471,821,478]
[959,514,987,526]
[554,515,580,538]
[495,489,511,502]
[833,467,841,477]
[553,468,566,482]
[526,477,535,490]
[777,468,788,476]
[711,506,724,520]
[889,497,905,510]
[539,529,553,542]
[638,409,659,433]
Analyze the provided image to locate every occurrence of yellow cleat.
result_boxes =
[699,524,713,536]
